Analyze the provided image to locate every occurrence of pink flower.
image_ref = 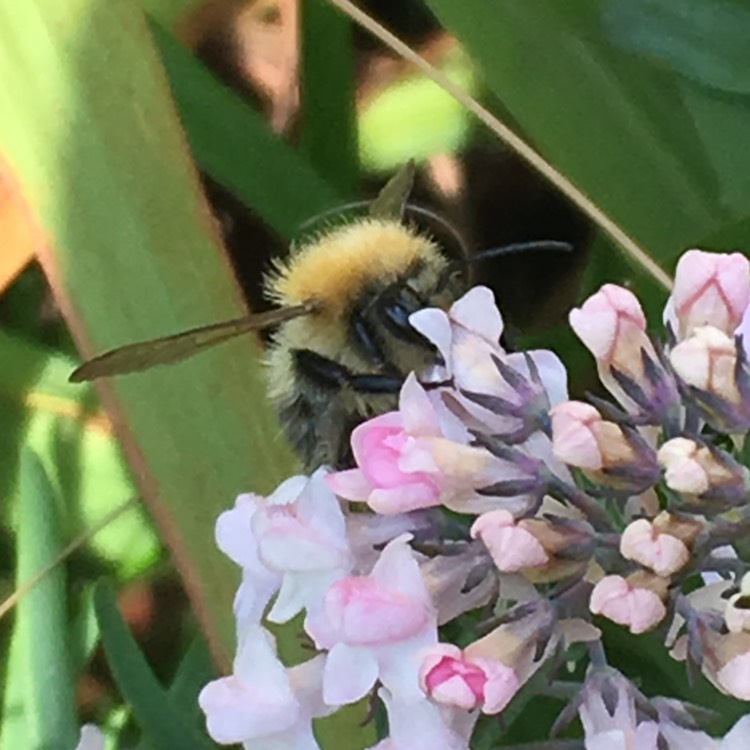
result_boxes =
[410,286,568,434]
[667,249,750,339]
[215,492,284,633]
[419,643,520,714]
[251,469,353,623]
[327,375,502,515]
[589,575,666,634]
[305,536,437,705]
[368,689,471,750]
[199,624,330,747]
[620,518,689,577]
[470,510,548,572]
[569,284,655,382]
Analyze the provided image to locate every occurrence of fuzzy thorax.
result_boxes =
[265,219,446,318]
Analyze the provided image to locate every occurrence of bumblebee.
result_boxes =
[71,164,568,468]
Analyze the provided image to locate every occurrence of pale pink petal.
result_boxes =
[400,373,441,435]
[296,468,347,532]
[478,658,520,714]
[717,651,750,700]
[450,285,504,343]
[215,495,264,568]
[722,715,750,750]
[269,474,311,504]
[590,577,666,634]
[372,535,429,602]
[368,483,440,514]
[620,519,689,577]
[409,307,454,366]
[377,689,470,750]
[570,307,618,360]
[323,642,379,705]
[267,570,318,623]
[75,725,105,750]
[672,249,750,337]
[471,511,548,572]
[326,469,374,501]
[377,620,439,701]
[200,626,298,743]
[550,401,604,470]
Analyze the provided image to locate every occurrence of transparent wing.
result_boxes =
[69,303,313,382]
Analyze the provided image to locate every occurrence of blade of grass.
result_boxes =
[168,635,214,720]
[15,448,78,750]
[299,0,358,193]
[94,581,215,750]
[149,18,347,237]
[0,623,28,749]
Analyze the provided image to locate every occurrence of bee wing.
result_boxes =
[69,303,313,382]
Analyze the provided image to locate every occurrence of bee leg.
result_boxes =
[293,349,403,394]
[351,310,387,367]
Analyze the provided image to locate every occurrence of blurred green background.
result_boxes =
[2,0,750,747]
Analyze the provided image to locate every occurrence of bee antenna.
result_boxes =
[468,240,573,265]
[437,240,573,292]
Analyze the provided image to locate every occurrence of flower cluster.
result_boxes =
[199,251,750,748]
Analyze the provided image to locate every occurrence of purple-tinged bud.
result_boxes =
[657,437,750,507]
[570,285,663,413]
[590,571,668,634]
[462,352,553,444]
[620,517,690,577]
[550,401,660,494]
[471,510,594,583]
[670,326,738,400]
[669,326,750,432]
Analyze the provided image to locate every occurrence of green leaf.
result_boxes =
[0,0,302,662]
[0,618,29,749]
[70,585,101,677]
[14,448,78,750]
[603,0,750,96]
[149,18,347,237]
[0,326,161,577]
[300,0,358,193]
[168,635,214,721]
[423,0,724,265]
[94,581,215,750]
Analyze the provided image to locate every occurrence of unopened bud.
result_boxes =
[589,572,668,634]
[620,518,690,577]
[670,249,750,340]
[670,326,739,403]
[570,285,656,381]
[657,437,749,503]
[470,510,549,572]
[419,643,520,714]
[550,401,659,493]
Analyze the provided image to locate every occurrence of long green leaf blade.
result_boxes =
[15,448,78,750]
[94,581,215,750]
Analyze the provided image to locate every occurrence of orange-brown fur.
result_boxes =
[263,219,457,466]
